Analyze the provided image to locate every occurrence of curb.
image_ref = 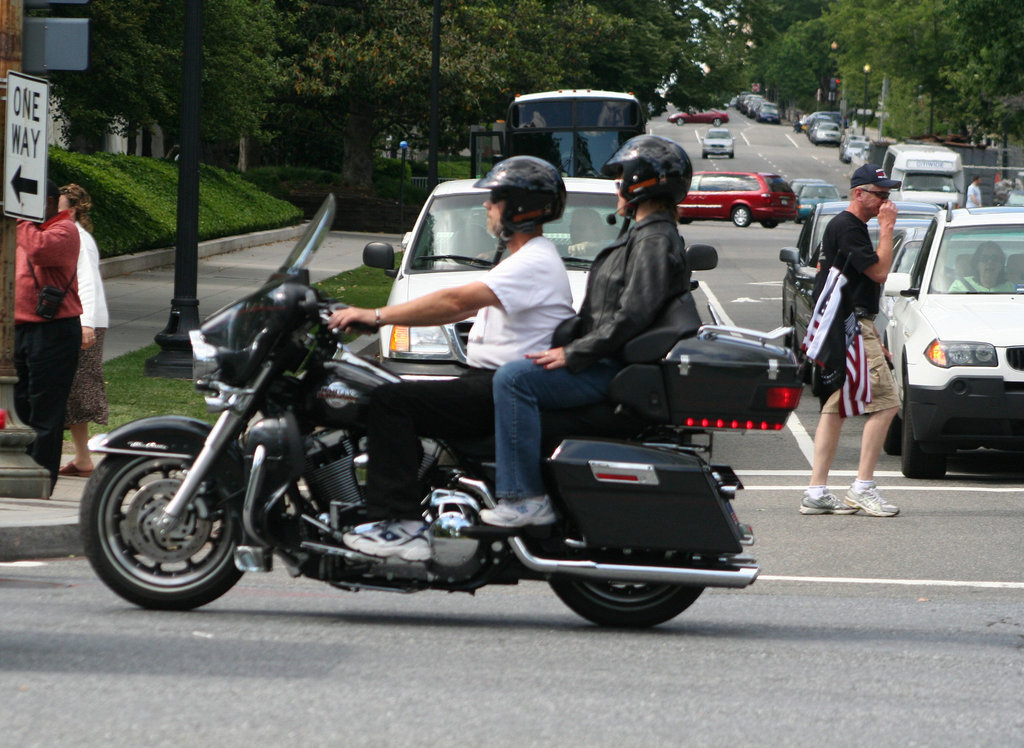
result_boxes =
[0,522,82,562]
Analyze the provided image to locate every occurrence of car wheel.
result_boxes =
[701,152,708,159]
[900,378,947,478]
[883,411,902,455]
[712,117,723,126]
[678,218,692,224]
[731,205,752,227]
[728,152,734,159]
[760,220,779,229]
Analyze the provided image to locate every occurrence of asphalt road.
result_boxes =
[2,111,1022,747]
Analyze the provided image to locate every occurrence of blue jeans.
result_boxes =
[493,358,622,499]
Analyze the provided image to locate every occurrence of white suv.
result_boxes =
[883,207,1024,477]
[362,178,621,379]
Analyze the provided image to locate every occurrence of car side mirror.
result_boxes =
[884,272,913,297]
[779,246,799,265]
[363,241,397,277]
[685,243,718,271]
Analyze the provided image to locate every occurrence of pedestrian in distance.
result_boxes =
[58,184,109,479]
[14,180,82,491]
[327,156,574,560]
[967,174,983,208]
[801,164,901,518]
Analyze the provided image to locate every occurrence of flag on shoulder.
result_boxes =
[801,265,871,417]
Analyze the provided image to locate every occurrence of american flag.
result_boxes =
[802,266,872,417]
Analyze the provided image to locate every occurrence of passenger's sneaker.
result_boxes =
[479,496,556,528]
[342,519,431,561]
[844,483,899,517]
[799,489,859,515]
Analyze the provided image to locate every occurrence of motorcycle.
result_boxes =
[80,195,802,628]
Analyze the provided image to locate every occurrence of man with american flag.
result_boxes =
[799,164,902,517]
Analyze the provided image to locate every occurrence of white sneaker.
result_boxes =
[342,519,431,561]
[844,483,899,517]
[479,496,556,528]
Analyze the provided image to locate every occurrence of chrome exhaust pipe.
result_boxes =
[509,537,759,588]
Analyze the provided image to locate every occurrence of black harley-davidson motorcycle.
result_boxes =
[80,195,802,628]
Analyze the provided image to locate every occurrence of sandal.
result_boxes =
[58,462,93,478]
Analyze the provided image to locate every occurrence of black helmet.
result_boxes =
[473,155,567,235]
[601,134,692,206]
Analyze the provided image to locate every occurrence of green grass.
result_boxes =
[85,258,400,438]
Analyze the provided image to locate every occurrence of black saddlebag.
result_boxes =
[607,326,802,429]
[548,439,743,553]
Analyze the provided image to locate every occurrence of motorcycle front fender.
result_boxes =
[89,415,246,492]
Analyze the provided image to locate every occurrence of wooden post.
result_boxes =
[0,0,52,497]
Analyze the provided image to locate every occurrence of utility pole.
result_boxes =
[0,0,52,497]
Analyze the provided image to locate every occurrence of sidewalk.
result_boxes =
[0,224,400,562]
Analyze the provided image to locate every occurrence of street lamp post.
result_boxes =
[399,140,408,225]
[862,64,871,136]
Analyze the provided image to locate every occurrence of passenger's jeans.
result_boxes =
[14,317,81,490]
[493,358,622,500]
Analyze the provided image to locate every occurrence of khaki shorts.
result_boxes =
[822,319,899,415]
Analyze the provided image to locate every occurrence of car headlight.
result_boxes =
[924,339,997,368]
[388,324,457,360]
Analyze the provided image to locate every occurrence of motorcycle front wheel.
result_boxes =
[549,579,704,628]
[80,454,243,610]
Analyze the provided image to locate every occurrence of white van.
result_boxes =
[882,143,964,208]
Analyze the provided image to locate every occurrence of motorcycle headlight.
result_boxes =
[924,339,998,368]
[190,329,220,386]
[388,324,457,360]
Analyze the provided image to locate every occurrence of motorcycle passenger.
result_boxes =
[482,134,692,528]
[328,156,573,560]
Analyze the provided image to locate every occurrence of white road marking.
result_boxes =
[740,484,1022,492]
[760,575,1024,589]
[0,561,46,567]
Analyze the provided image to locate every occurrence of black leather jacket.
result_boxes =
[564,209,689,372]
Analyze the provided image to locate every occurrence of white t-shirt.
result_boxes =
[76,222,109,328]
[465,236,573,369]
[967,181,982,208]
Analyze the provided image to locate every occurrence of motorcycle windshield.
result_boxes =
[273,193,337,280]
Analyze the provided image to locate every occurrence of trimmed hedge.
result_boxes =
[48,149,303,259]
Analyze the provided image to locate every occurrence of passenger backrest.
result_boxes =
[621,294,703,363]
[1006,254,1024,283]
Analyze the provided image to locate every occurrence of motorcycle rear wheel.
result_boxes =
[81,454,242,610]
[549,579,704,628]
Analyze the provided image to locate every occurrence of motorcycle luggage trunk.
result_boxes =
[548,439,742,553]
[607,329,801,428]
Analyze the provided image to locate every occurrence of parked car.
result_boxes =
[777,200,942,360]
[808,120,842,146]
[840,133,870,163]
[364,178,621,379]
[882,207,1024,477]
[1002,190,1024,207]
[756,102,780,124]
[678,171,796,228]
[701,127,735,158]
[669,107,729,126]
[799,111,841,133]
[795,182,842,223]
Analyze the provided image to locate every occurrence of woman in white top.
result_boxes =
[58,183,109,478]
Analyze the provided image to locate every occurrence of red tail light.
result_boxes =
[766,386,802,410]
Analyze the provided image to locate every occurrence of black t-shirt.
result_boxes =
[819,210,881,314]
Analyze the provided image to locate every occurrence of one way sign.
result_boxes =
[4,72,50,221]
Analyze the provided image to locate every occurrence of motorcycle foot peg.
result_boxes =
[234,545,273,573]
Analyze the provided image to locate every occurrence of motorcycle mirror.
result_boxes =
[685,243,718,271]
[363,242,396,274]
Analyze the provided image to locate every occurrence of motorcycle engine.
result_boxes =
[428,488,485,580]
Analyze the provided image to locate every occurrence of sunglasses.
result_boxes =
[859,188,890,200]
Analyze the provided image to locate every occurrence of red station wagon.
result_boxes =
[678,171,798,228]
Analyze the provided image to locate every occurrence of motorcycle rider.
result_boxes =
[328,156,573,560]
[482,134,692,527]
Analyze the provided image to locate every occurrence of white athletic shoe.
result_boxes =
[479,496,556,528]
[342,519,431,561]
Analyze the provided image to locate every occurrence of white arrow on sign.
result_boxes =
[4,71,50,221]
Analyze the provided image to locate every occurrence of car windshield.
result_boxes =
[407,191,621,271]
[929,225,1024,294]
[902,172,957,193]
[706,129,731,139]
[803,185,840,199]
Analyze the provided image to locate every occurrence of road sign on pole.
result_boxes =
[3,71,50,221]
